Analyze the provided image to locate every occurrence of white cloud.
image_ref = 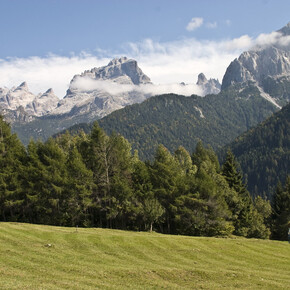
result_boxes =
[0,54,110,98]
[254,31,290,47]
[186,17,203,31]
[206,22,217,29]
[72,77,204,97]
[0,30,289,99]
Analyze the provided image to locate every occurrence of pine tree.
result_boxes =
[0,116,26,221]
[65,145,94,227]
[150,144,180,233]
[222,150,254,237]
[271,177,290,240]
[24,138,68,225]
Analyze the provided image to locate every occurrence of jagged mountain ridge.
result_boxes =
[196,73,221,95]
[49,57,153,119]
[0,82,59,120]
[222,22,290,107]
[1,56,221,125]
[3,56,221,140]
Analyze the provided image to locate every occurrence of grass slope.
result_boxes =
[0,223,289,289]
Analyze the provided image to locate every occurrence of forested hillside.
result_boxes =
[223,103,290,199]
[15,82,277,156]
[1,115,289,240]
[97,84,277,160]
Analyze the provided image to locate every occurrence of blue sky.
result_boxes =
[0,0,289,97]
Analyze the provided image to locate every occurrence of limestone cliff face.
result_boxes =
[221,46,290,90]
[221,22,290,107]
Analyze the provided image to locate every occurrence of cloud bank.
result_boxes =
[71,77,204,97]
[0,30,289,98]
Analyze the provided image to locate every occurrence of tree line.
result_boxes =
[0,116,289,240]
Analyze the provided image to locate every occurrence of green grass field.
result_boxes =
[0,222,289,289]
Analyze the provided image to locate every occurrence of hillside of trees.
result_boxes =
[14,82,277,155]
[1,115,289,240]
[222,102,290,199]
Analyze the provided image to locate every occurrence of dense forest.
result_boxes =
[223,103,290,199]
[1,116,289,240]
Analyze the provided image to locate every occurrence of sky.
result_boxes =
[0,0,289,97]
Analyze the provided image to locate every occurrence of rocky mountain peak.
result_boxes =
[0,83,59,120]
[43,88,54,95]
[197,73,207,85]
[73,57,151,87]
[278,21,290,36]
[196,73,221,95]
[108,56,129,66]
[221,22,290,100]
[15,82,29,91]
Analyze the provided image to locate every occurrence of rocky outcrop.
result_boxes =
[196,73,221,95]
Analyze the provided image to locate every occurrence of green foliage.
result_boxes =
[222,102,290,199]
[21,84,277,159]
[221,150,255,237]
[95,86,277,160]
[0,116,26,221]
[0,116,275,239]
[271,177,290,241]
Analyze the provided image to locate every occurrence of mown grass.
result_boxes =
[0,222,289,289]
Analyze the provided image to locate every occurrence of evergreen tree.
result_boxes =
[150,145,180,233]
[65,145,94,227]
[222,150,254,237]
[271,177,290,240]
[248,196,271,239]
[25,138,68,225]
[0,116,26,221]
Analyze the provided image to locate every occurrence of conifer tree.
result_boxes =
[222,150,254,236]
[0,116,26,221]
[150,144,180,233]
[65,145,94,226]
[271,177,290,240]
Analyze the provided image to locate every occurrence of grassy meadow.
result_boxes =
[0,222,289,289]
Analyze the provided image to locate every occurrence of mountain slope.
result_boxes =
[52,82,277,160]
[221,102,290,199]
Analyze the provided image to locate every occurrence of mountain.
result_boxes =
[49,57,152,119]
[220,102,290,199]
[54,82,277,160]
[5,23,290,146]
[0,82,59,122]
[221,22,290,107]
[9,57,221,143]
